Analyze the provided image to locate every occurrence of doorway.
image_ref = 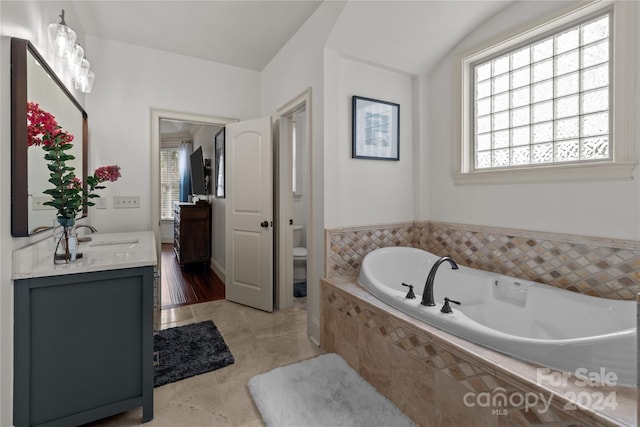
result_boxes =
[276,89,312,312]
[151,110,235,309]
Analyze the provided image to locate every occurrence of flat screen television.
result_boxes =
[190,146,207,196]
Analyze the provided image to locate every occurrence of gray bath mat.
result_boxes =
[248,353,416,427]
[153,320,234,387]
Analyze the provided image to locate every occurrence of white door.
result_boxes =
[225,116,273,312]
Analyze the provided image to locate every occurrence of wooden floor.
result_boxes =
[160,243,225,308]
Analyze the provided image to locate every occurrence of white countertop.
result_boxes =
[12,231,157,280]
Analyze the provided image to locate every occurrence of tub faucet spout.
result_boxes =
[421,256,459,306]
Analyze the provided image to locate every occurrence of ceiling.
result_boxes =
[73,0,514,75]
[159,119,221,141]
[327,1,515,75]
[72,0,323,71]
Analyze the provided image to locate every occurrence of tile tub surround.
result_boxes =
[321,277,637,427]
[325,221,640,300]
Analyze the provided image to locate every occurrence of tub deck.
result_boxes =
[321,275,636,427]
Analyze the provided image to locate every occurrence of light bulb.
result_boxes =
[47,12,76,58]
[76,69,95,93]
[69,44,84,79]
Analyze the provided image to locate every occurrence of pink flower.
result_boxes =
[60,132,74,144]
[94,165,122,182]
[66,177,82,190]
[27,102,61,146]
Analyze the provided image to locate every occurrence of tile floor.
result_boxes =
[89,297,321,426]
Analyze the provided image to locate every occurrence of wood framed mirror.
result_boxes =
[11,37,88,237]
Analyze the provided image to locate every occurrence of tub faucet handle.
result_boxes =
[441,297,461,314]
[401,283,416,299]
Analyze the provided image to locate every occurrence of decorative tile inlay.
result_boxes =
[426,222,640,300]
[325,223,419,278]
[325,221,640,300]
[322,281,623,426]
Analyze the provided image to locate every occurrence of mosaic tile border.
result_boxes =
[325,222,426,278]
[321,279,630,426]
[325,221,640,300]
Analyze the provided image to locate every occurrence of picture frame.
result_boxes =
[352,96,400,160]
[214,128,225,198]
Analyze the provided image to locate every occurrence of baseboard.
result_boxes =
[308,315,321,346]
[211,258,225,283]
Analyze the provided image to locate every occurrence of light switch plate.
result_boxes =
[32,196,54,211]
[113,196,140,209]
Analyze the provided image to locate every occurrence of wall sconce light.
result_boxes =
[48,9,95,93]
[48,10,76,58]
[69,43,84,77]
[75,69,95,93]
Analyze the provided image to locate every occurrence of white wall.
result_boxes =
[85,35,261,233]
[324,56,415,228]
[261,0,346,342]
[427,0,640,240]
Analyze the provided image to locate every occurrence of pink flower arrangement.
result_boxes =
[27,102,73,147]
[94,165,122,182]
[27,102,122,223]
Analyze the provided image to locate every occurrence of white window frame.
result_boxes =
[160,145,181,220]
[454,0,637,184]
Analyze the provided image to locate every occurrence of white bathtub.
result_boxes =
[358,247,637,386]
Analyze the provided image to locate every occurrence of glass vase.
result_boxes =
[54,217,77,264]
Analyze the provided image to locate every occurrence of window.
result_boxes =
[455,1,636,184]
[214,128,225,198]
[474,14,610,169]
[292,121,299,195]
[160,147,180,219]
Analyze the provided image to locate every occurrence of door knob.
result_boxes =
[260,220,269,228]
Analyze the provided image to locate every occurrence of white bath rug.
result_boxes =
[247,353,416,427]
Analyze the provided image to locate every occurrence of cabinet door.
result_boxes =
[14,267,154,426]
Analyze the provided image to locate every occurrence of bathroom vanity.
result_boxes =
[12,231,157,426]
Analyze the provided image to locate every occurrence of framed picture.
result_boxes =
[352,96,400,160]
[214,128,225,198]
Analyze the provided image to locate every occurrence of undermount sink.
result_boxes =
[88,239,140,247]
[87,239,140,250]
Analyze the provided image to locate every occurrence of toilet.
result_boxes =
[292,225,307,282]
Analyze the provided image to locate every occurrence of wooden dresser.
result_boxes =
[173,202,211,266]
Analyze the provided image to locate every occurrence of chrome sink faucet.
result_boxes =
[75,224,98,233]
[421,256,459,306]
[74,224,98,242]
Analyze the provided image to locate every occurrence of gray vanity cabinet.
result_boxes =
[13,266,154,426]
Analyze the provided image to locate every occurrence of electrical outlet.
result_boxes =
[32,196,54,211]
[96,198,107,209]
[113,196,140,209]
